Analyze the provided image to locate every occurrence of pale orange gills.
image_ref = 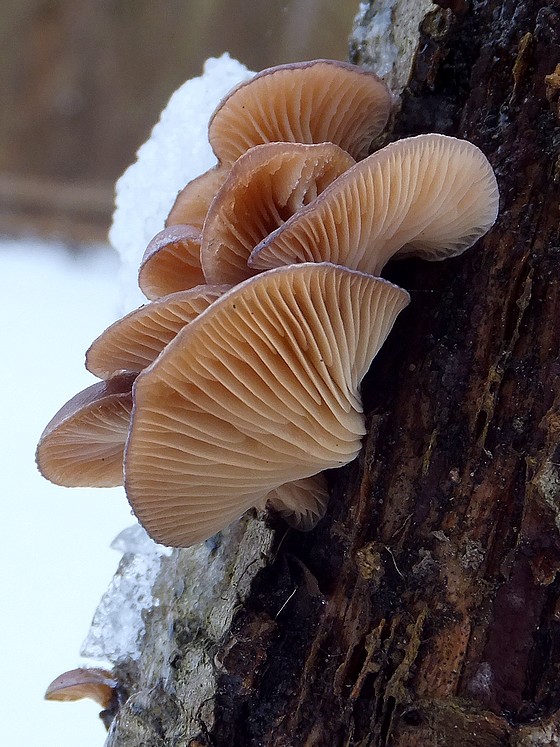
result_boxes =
[249,134,499,276]
[138,225,205,300]
[266,473,329,531]
[208,60,391,165]
[36,373,136,488]
[166,164,229,229]
[201,142,355,285]
[86,285,230,379]
[124,263,409,547]
[45,668,117,707]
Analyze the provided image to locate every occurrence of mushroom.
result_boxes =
[124,263,409,547]
[36,62,501,552]
[45,667,118,708]
[86,285,230,379]
[201,142,355,285]
[36,373,136,487]
[208,59,391,165]
[266,473,329,531]
[249,134,499,276]
[138,225,205,300]
[166,164,229,229]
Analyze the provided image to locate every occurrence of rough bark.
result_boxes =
[102,1,560,745]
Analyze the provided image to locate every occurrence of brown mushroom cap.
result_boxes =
[138,225,205,300]
[36,373,136,487]
[249,134,499,276]
[166,164,229,229]
[124,263,409,547]
[208,59,391,165]
[266,473,329,531]
[201,142,355,285]
[45,667,117,708]
[86,285,230,379]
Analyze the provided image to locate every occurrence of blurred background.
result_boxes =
[2,2,358,746]
[2,0,357,243]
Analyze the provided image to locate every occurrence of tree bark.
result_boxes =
[102,1,560,744]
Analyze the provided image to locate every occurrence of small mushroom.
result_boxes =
[201,142,355,285]
[166,164,229,229]
[208,60,391,165]
[138,225,205,300]
[36,373,136,487]
[124,263,409,547]
[249,134,499,276]
[45,667,118,708]
[45,666,124,730]
[86,285,230,379]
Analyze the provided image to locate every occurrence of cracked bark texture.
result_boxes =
[104,1,560,744]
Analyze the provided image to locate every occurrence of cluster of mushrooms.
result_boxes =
[36,59,499,549]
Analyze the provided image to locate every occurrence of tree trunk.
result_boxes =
[102,1,560,744]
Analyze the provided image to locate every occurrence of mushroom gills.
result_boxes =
[249,134,499,276]
[86,285,230,379]
[266,473,329,530]
[125,263,409,547]
[208,59,391,164]
[201,141,355,285]
[36,374,135,487]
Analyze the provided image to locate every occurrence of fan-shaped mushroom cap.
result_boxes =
[266,473,329,531]
[249,134,499,276]
[86,285,229,379]
[166,164,229,229]
[208,60,391,165]
[36,373,135,487]
[124,263,409,547]
[45,668,117,708]
[201,142,354,285]
[138,225,205,300]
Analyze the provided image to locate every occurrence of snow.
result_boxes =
[81,526,171,662]
[109,53,253,311]
[0,239,133,747]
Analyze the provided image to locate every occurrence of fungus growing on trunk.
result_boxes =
[36,373,136,487]
[138,225,206,299]
[124,263,409,547]
[86,285,229,379]
[45,667,118,708]
[208,59,391,164]
[166,164,229,229]
[201,141,354,285]
[249,134,499,275]
[36,59,499,551]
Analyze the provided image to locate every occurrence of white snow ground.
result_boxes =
[0,239,134,746]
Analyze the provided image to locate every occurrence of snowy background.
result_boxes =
[1,239,133,747]
[2,56,251,747]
